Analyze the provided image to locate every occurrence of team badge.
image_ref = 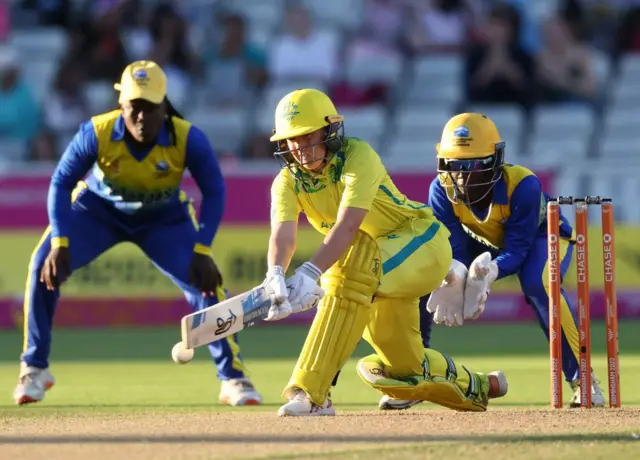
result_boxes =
[156,160,170,178]
[453,125,470,137]
[280,101,300,121]
[133,69,149,87]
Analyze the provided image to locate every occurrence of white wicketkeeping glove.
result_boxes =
[426,259,468,326]
[463,252,499,321]
[286,261,325,315]
[262,265,293,322]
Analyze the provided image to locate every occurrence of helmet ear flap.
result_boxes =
[494,141,505,169]
[324,116,344,154]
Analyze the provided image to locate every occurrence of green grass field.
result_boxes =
[1,321,639,459]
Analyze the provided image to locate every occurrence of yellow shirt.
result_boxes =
[271,137,437,238]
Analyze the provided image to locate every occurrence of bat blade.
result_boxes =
[180,286,274,349]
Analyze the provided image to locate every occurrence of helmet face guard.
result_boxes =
[273,115,344,175]
[437,141,505,206]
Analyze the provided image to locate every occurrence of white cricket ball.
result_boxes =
[171,341,194,364]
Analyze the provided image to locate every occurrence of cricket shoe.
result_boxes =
[569,372,605,408]
[277,388,336,417]
[378,396,423,411]
[13,362,55,406]
[219,378,263,406]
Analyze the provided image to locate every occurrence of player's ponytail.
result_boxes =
[165,96,184,120]
[164,96,183,146]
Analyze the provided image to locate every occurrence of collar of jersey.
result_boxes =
[111,114,171,147]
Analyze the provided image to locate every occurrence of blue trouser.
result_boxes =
[21,195,246,380]
[420,236,581,383]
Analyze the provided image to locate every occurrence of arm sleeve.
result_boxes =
[428,178,471,266]
[340,142,384,211]
[47,121,98,242]
[270,170,301,224]
[185,126,226,249]
[494,175,543,278]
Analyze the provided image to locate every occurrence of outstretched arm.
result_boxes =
[184,126,226,255]
[48,121,98,248]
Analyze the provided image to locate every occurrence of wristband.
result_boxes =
[193,243,212,256]
[51,237,69,248]
[298,261,322,282]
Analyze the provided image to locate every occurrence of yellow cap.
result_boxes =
[270,88,343,142]
[114,60,167,104]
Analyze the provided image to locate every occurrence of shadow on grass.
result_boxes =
[0,433,637,445]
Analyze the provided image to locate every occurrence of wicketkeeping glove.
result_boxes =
[463,252,499,321]
[426,259,468,326]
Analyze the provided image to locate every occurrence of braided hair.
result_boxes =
[165,96,183,146]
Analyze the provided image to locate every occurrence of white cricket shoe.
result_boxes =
[219,378,263,406]
[378,396,423,411]
[569,372,606,408]
[277,388,336,416]
[13,362,55,406]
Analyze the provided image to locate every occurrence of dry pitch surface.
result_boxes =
[2,408,640,460]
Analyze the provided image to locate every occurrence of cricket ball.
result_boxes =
[171,341,194,364]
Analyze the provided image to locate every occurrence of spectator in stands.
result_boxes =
[71,5,129,83]
[268,3,339,84]
[613,2,640,59]
[20,0,72,28]
[464,2,534,109]
[0,47,40,145]
[500,0,542,54]
[28,131,58,164]
[405,0,480,54]
[353,0,410,54]
[120,5,154,61]
[203,12,268,108]
[43,58,90,139]
[535,16,597,104]
[148,3,198,108]
[330,0,408,107]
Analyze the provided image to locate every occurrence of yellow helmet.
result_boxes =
[270,88,344,142]
[436,113,503,159]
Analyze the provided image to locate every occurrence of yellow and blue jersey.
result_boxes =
[428,164,573,279]
[48,110,224,248]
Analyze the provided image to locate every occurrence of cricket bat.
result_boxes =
[180,286,276,349]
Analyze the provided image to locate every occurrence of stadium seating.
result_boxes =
[1,0,638,221]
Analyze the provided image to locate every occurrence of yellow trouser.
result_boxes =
[284,218,452,404]
[364,217,451,377]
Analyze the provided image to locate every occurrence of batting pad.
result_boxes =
[284,231,381,405]
[357,352,489,412]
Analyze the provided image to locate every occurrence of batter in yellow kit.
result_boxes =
[260,88,509,416]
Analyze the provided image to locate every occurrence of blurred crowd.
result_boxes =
[1,0,640,166]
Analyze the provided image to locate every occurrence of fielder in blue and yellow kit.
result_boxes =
[380,113,605,411]
[13,61,262,407]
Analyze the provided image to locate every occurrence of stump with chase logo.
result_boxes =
[547,196,620,409]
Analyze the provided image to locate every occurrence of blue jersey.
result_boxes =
[428,164,574,279]
[48,110,225,249]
